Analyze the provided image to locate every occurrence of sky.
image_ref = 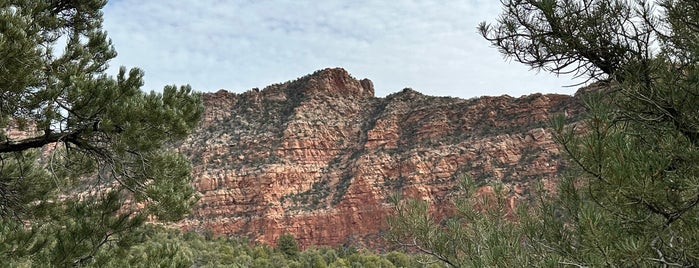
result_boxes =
[102,0,585,99]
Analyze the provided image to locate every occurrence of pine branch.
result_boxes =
[0,130,80,153]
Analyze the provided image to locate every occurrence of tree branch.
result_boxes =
[0,130,79,153]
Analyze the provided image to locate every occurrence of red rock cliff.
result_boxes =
[176,68,583,248]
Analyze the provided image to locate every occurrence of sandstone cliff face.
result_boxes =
[176,68,583,248]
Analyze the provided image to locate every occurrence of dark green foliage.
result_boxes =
[277,232,300,258]
[281,180,329,211]
[387,179,540,267]
[332,173,353,205]
[0,0,203,265]
[486,0,699,265]
[389,0,699,267]
[90,224,429,268]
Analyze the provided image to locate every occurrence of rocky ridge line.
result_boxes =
[176,68,584,248]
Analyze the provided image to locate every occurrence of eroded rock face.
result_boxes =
[177,68,583,248]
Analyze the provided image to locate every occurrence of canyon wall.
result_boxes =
[176,68,584,248]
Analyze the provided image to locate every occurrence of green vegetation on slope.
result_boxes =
[86,225,438,268]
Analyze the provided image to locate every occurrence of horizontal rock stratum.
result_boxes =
[176,68,584,248]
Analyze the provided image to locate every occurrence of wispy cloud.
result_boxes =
[103,0,582,98]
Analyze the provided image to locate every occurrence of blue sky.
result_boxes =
[102,1,583,99]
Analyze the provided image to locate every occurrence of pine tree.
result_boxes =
[389,0,699,266]
[386,180,537,267]
[0,0,202,265]
[481,0,699,266]
[277,233,301,259]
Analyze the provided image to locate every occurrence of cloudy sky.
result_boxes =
[102,1,584,99]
